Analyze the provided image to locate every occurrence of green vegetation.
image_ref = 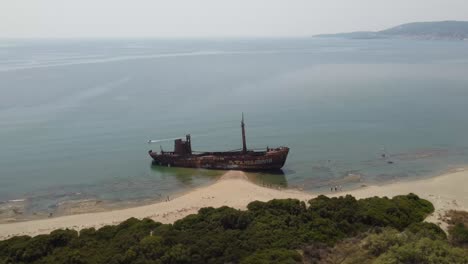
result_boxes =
[0,194,466,264]
[447,210,468,247]
[311,226,466,264]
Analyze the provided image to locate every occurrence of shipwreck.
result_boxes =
[148,115,289,170]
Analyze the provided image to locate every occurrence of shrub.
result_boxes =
[240,249,301,264]
[406,222,446,240]
[450,223,468,246]
[0,194,443,264]
[375,238,468,264]
[362,228,403,256]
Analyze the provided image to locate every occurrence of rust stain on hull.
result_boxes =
[149,147,289,170]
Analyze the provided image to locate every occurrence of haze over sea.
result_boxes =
[1,38,468,215]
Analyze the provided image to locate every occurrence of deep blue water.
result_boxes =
[1,38,468,214]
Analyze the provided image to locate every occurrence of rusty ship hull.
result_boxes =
[148,115,289,171]
[149,147,289,170]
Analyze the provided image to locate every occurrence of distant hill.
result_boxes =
[316,21,468,40]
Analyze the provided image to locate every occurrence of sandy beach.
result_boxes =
[0,169,466,240]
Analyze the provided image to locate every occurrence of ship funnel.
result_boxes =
[241,113,247,153]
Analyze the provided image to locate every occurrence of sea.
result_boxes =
[1,38,468,216]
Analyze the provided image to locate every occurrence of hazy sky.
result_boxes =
[2,0,468,38]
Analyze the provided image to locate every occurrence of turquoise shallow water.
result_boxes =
[1,38,468,214]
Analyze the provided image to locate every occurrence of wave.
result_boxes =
[8,199,26,202]
[0,49,311,72]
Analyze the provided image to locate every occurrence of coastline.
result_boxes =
[0,169,467,240]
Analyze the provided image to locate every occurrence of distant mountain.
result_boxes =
[316,21,468,40]
[316,31,384,39]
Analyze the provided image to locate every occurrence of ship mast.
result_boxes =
[241,113,247,153]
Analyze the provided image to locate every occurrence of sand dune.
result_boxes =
[0,169,467,240]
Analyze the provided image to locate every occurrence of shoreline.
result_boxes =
[0,169,467,240]
[0,165,460,223]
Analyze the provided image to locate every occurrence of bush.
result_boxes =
[0,194,443,264]
[362,228,403,256]
[450,223,468,246]
[406,222,446,240]
[357,194,434,230]
[375,238,468,264]
[240,249,301,264]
